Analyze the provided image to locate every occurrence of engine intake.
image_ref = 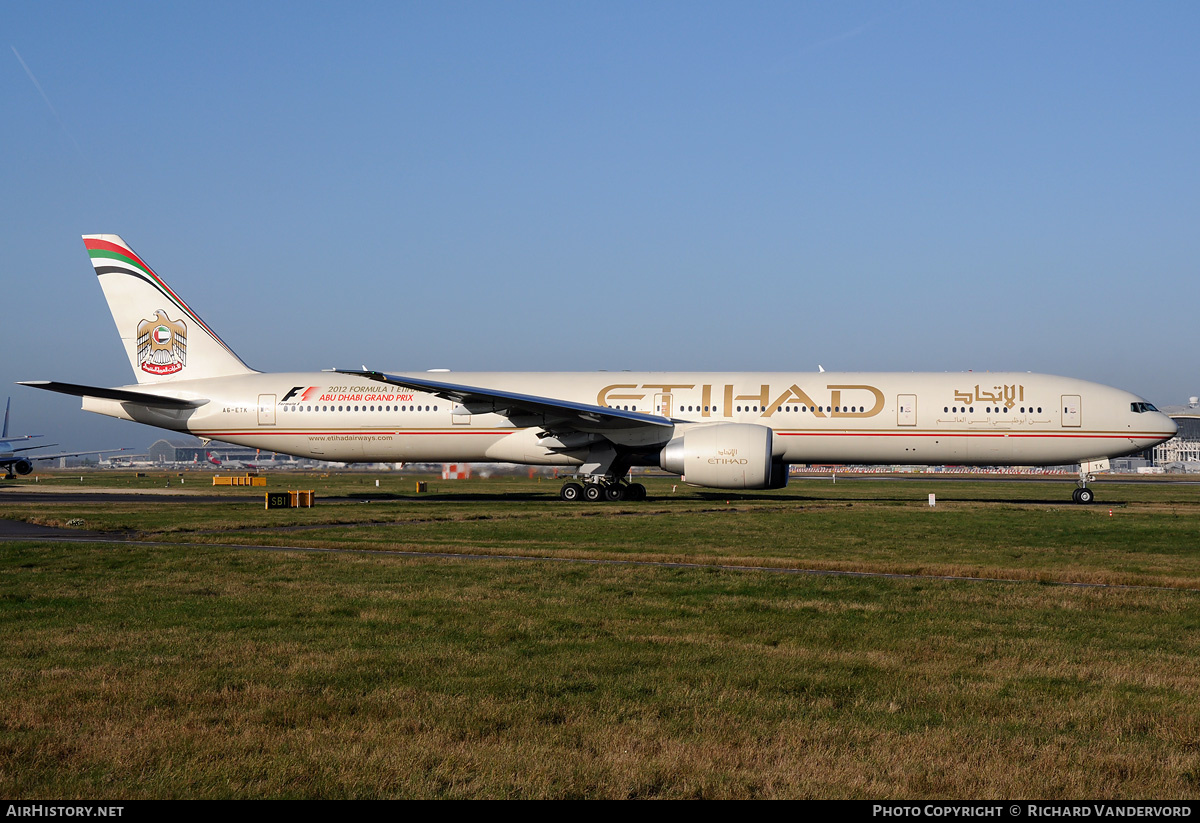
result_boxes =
[659,423,787,490]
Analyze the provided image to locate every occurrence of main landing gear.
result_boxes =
[559,444,648,502]
[559,479,648,502]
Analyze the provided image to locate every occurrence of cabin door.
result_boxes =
[258,394,276,426]
[1061,395,1081,428]
[655,393,673,418]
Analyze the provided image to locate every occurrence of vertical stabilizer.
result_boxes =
[83,235,256,383]
[2,398,9,439]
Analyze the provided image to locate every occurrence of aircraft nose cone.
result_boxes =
[1162,414,1179,438]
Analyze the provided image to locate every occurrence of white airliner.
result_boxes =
[21,235,1176,503]
[0,397,128,478]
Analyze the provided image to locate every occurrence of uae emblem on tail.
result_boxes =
[136,310,187,375]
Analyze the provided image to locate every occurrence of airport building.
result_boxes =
[1151,397,1200,471]
[146,438,209,464]
[145,438,286,466]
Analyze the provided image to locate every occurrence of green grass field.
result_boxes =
[2,472,1199,798]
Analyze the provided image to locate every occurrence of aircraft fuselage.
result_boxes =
[81,370,1176,468]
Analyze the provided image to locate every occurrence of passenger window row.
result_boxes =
[282,404,438,413]
[943,406,1043,414]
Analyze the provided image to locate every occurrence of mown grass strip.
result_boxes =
[2,540,1200,798]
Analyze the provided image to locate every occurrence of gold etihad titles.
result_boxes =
[596,383,886,419]
[953,384,1026,407]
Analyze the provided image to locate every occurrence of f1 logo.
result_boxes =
[282,386,320,402]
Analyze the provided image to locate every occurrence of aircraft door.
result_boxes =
[258,394,277,426]
[452,404,471,425]
[655,393,673,418]
[897,394,917,426]
[1061,395,1081,428]
[258,398,276,429]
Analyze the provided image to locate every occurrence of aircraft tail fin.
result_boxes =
[2,398,9,439]
[83,235,256,384]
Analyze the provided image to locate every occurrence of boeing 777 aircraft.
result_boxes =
[21,235,1177,502]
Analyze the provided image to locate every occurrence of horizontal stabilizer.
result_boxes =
[17,381,208,409]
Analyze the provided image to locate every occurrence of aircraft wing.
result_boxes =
[18,381,208,409]
[1,447,130,474]
[332,369,673,432]
[9,442,58,453]
[17,447,130,462]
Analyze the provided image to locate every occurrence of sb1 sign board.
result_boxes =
[265,491,315,510]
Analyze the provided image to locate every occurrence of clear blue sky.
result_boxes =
[3,1,1198,451]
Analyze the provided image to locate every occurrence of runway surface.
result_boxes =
[0,491,239,505]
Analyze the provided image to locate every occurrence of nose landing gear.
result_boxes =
[1071,459,1108,504]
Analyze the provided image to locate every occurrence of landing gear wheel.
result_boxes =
[1074,487,1094,504]
[559,482,583,502]
[583,484,605,502]
[604,485,625,502]
[627,483,647,501]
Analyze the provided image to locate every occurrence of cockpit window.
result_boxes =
[1130,402,1159,413]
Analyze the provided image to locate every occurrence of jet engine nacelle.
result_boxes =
[13,459,33,476]
[659,423,788,490]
